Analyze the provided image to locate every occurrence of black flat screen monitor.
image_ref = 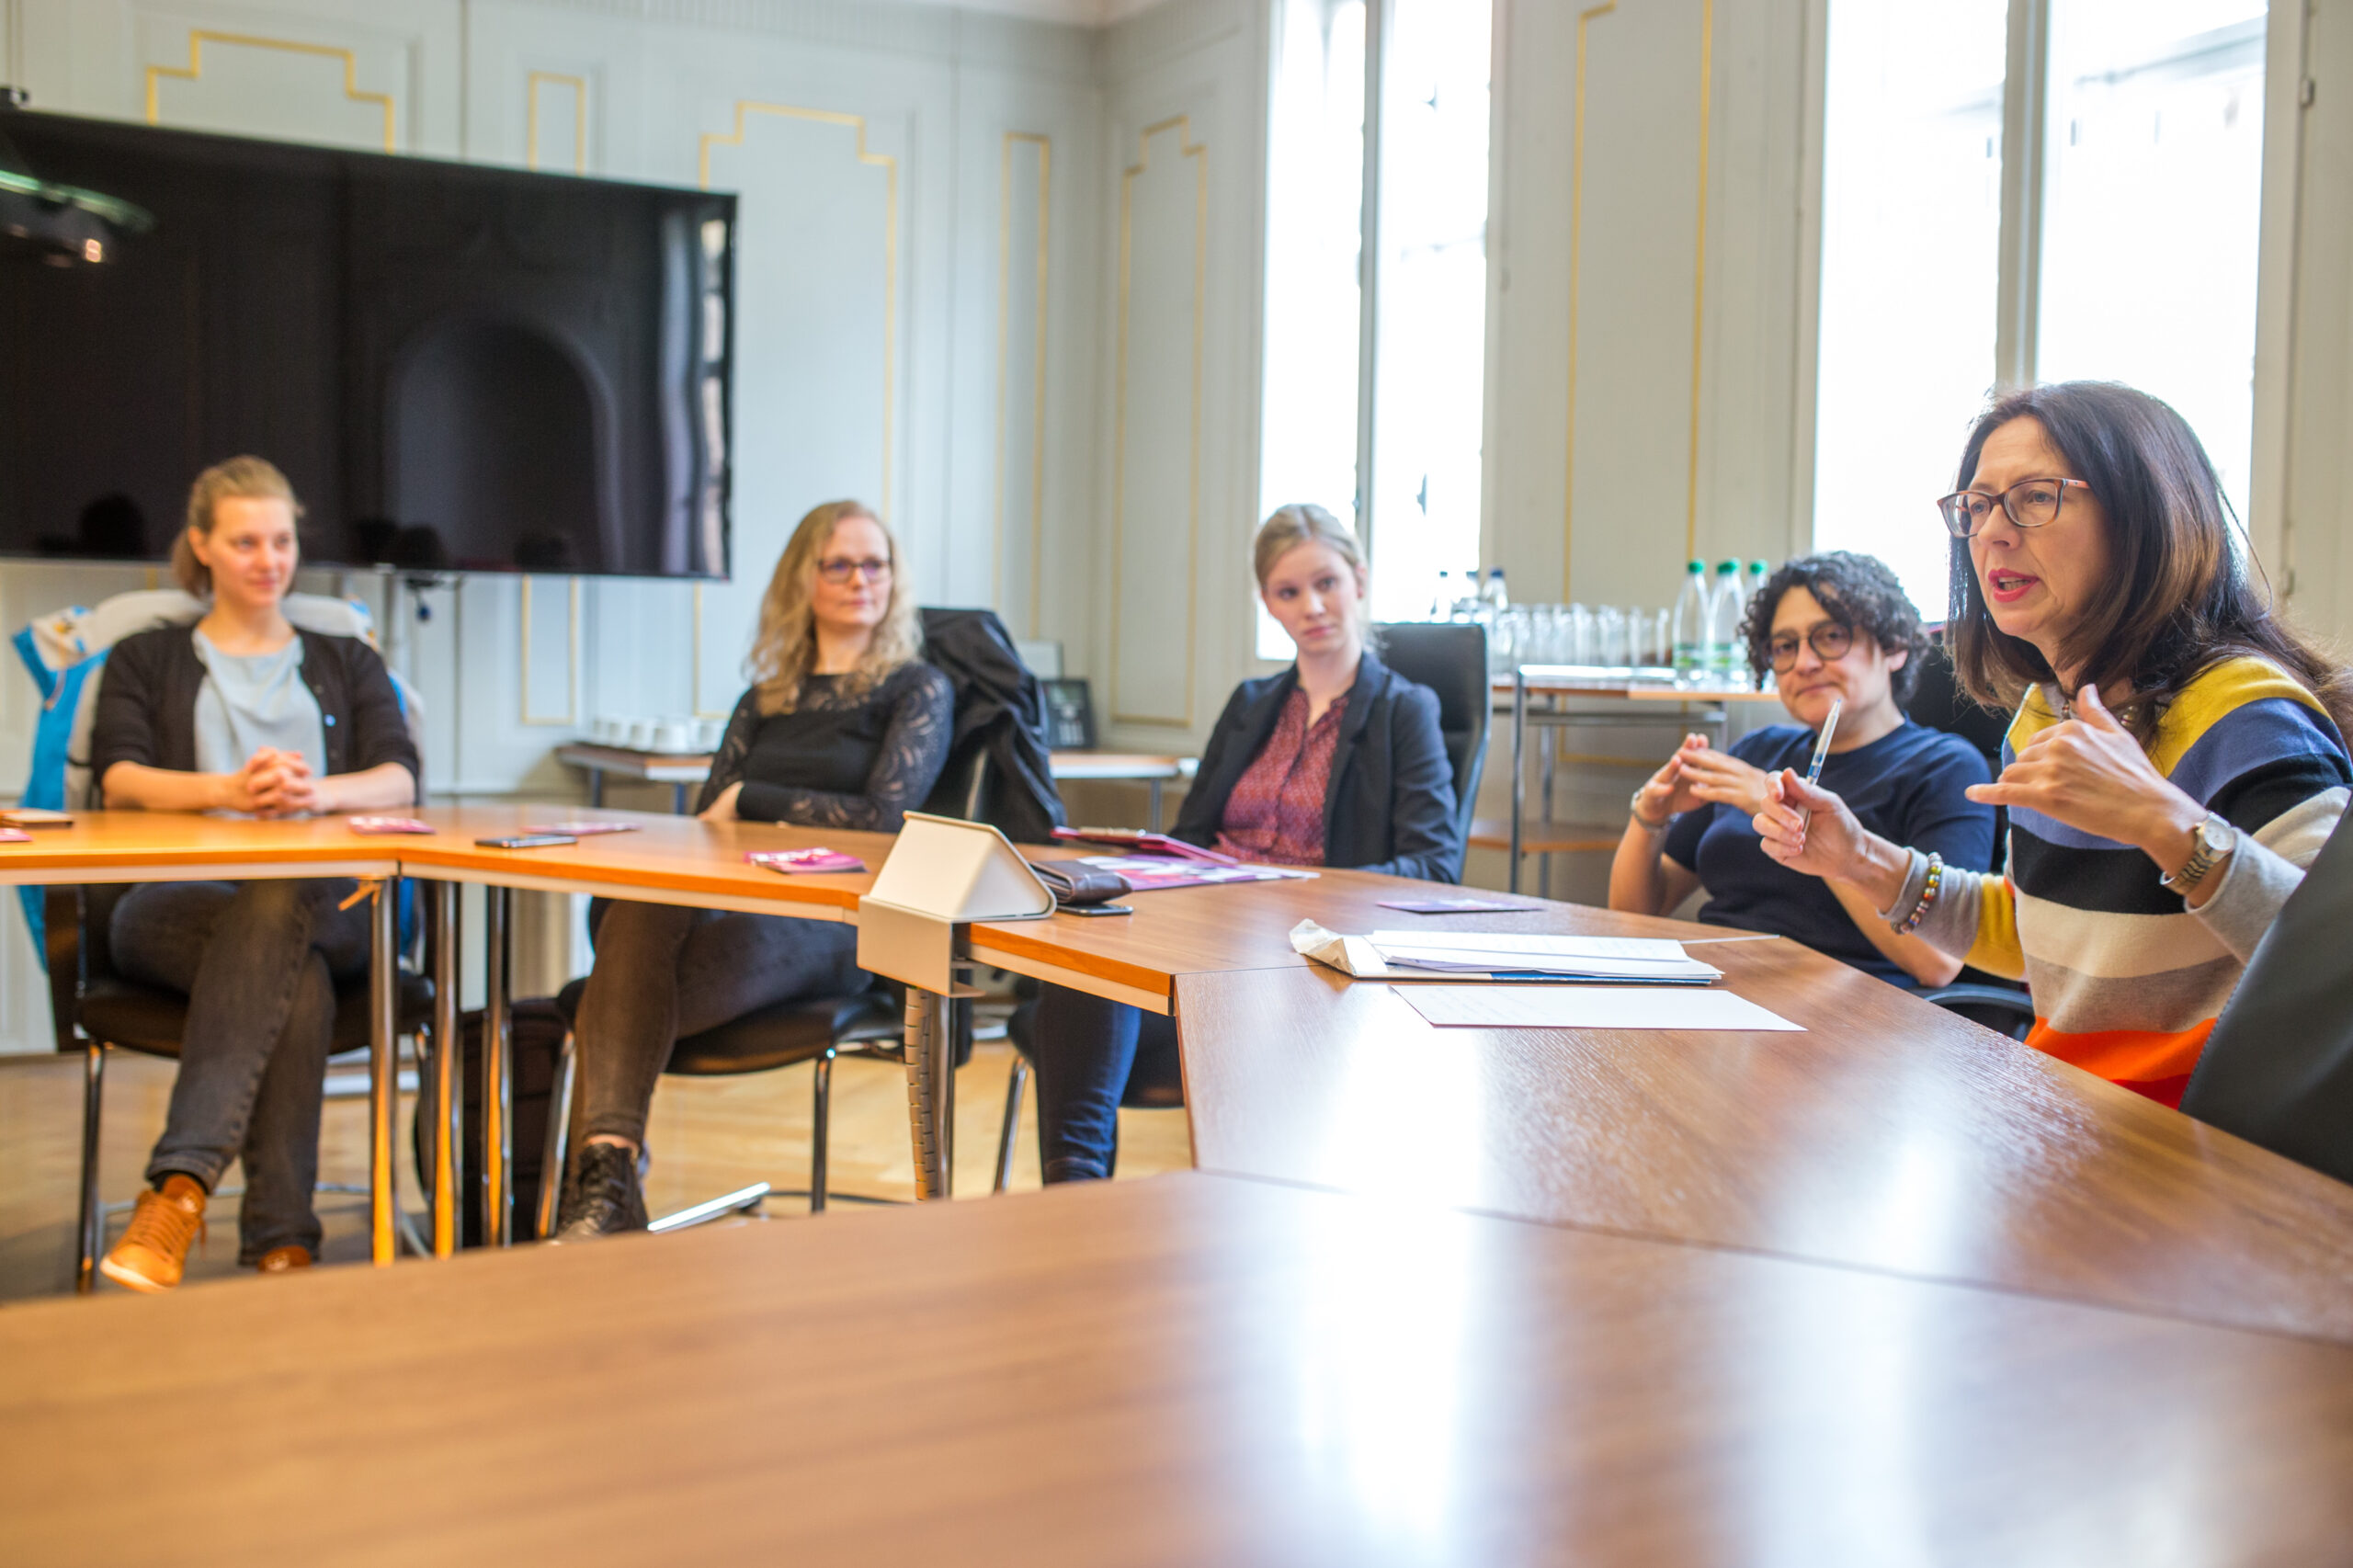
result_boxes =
[0,108,734,578]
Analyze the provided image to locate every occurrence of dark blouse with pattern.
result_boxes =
[696,662,953,832]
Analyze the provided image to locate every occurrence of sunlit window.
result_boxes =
[1258,0,1367,658]
[2038,0,2266,525]
[1257,0,1491,653]
[1813,0,2268,619]
[1365,0,1492,626]
[1813,0,2007,621]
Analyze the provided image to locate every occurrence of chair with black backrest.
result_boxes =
[23,591,440,1290]
[988,620,1493,1189]
[1904,634,2036,1040]
[547,607,1065,1224]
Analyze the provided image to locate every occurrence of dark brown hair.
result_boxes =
[1739,551,1929,703]
[1946,381,2353,741]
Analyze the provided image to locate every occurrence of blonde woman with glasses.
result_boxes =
[551,500,951,1240]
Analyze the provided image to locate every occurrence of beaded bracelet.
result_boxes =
[1895,852,1945,936]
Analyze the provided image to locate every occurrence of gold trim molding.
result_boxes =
[1561,1,1617,600]
[699,101,897,518]
[145,30,396,153]
[996,132,1052,637]
[1684,0,1715,560]
[1559,0,1714,593]
[519,577,584,727]
[527,72,588,175]
[1109,116,1206,731]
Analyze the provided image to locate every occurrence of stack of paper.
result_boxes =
[1365,931,1722,985]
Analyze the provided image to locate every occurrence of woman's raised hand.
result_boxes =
[1677,745,1775,819]
[1964,684,2203,864]
[1631,733,1712,827]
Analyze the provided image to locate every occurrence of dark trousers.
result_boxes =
[1029,983,1183,1183]
[110,878,370,1264]
[574,902,870,1149]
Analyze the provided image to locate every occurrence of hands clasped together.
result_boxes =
[223,746,325,818]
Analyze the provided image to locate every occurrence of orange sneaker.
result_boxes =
[255,1245,312,1274]
[98,1175,207,1293]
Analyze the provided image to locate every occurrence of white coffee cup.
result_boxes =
[624,717,655,749]
[653,718,695,753]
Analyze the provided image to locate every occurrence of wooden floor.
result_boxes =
[0,1044,1194,1303]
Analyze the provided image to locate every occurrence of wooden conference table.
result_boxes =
[8,804,2353,1558]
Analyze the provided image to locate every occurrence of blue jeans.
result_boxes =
[1029,983,1183,1183]
[110,878,370,1264]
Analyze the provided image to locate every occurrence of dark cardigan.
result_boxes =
[90,625,421,789]
[1171,649,1461,883]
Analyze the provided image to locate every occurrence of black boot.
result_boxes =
[551,1142,648,1244]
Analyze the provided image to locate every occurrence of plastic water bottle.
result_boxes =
[1483,567,1509,614]
[1746,559,1770,610]
[1670,561,1711,687]
[1430,570,1451,621]
[1708,560,1746,687]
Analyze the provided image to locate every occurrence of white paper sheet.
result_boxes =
[1394,984,1805,1031]
[1366,931,1692,960]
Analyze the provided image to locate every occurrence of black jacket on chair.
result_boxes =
[1171,649,1461,883]
[916,608,1066,844]
[2179,807,2353,1186]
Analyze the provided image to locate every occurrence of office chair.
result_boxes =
[1373,620,1491,867]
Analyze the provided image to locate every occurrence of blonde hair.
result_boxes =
[176,456,303,597]
[745,500,923,715]
[1253,503,1373,635]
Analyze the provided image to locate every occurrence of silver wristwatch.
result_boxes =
[2160,812,2234,895]
[1631,786,1668,830]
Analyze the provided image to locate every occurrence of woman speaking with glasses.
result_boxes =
[1757,381,2353,1106]
[551,500,952,1240]
[1608,551,1995,990]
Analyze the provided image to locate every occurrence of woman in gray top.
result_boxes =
[89,457,418,1292]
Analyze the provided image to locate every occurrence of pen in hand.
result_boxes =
[1796,695,1843,829]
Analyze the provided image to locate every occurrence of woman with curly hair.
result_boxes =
[1756,381,2351,1106]
[1608,551,1995,989]
[551,500,952,1240]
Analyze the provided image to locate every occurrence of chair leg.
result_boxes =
[994,1057,1029,1195]
[810,1050,835,1214]
[535,1033,577,1242]
[76,1040,107,1294]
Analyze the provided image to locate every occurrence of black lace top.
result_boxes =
[696,662,954,831]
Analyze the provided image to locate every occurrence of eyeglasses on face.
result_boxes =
[1767,623,1854,672]
[1936,476,2092,540]
[816,556,892,585]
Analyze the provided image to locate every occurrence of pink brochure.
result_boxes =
[745,847,869,875]
[523,821,642,837]
[347,817,435,835]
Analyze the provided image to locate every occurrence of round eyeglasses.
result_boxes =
[1767,623,1854,672]
[1936,477,2091,540]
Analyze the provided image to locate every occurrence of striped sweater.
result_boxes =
[1915,657,2351,1107]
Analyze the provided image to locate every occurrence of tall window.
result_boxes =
[1259,0,1369,657]
[2037,0,2267,524]
[1814,0,2268,619]
[1813,2,2008,620]
[1258,0,1493,653]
